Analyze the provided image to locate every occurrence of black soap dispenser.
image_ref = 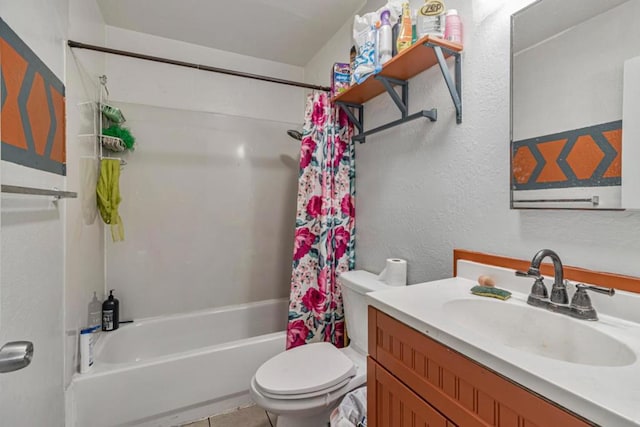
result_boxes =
[102,289,120,331]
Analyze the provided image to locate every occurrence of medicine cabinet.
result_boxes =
[510,0,640,210]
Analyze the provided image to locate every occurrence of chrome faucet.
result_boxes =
[516,249,615,320]
[516,249,568,305]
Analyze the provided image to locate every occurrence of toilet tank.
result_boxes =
[339,270,390,354]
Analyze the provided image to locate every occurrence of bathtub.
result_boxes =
[69,298,288,427]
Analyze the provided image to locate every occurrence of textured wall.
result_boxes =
[305,0,640,283]
[0,0,68,425]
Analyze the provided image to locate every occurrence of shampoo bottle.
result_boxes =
[102,290,120,331]
[88,292,102,327]
[79,325,99,373]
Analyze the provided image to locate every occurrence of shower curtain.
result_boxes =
[286,92,355,350]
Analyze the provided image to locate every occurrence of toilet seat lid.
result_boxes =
[255,342,356,396]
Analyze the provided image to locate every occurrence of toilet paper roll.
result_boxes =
[378,258,407,287]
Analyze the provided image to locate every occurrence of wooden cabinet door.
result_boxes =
[368,307,593,427]
[368,358,456,427]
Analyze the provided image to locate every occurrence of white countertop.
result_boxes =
[366,260,640,427]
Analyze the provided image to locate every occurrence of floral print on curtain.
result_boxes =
[286,92,355,350]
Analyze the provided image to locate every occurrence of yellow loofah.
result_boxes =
[97,159,124,242]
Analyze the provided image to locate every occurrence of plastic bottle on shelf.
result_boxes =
[102,289,120,331]
[349,45,357,85]
[444,9,463,45]
[396,2,412,53]
[79,325,100,373]
[417,0,446,39]
[392,14,400,56]
[88,292,102,327]
[374,21,381,68]
[411,10,418,44]
[379,10,392,64]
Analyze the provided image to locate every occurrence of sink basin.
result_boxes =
[443,298,636,367]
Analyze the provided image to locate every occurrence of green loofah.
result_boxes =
[102,125,135,150]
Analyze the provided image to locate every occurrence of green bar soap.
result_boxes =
[470,285,512,301]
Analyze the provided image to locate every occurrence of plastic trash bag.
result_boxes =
[330,387,367,427]
[352,0,403,84]
[352,15,380,84]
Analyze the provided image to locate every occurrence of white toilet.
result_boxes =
[250,270,390,427]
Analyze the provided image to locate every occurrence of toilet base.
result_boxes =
[250,346,368,427]
[275,405,334,427]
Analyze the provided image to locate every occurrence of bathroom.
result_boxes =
[2,0,640,426]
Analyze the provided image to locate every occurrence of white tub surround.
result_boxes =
[103,31,303,323]
[367,260,640,427]
[70,299,287,427]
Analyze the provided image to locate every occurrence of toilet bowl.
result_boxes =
[250,344,366,427]
[249,270,390,427]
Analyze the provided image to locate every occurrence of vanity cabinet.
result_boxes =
[367,307,592,427]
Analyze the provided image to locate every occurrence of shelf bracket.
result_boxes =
[427,43,462,124]
[336,41,462,143]
[336,101,364,135]
[352,109,437,143]
[375,75,409,119]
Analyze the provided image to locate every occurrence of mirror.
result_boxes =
[510,0,640,209]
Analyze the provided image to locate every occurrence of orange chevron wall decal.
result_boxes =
[1,18,66,175]
[512,121,621,191]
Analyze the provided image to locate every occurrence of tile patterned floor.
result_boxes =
[182,405,276,427]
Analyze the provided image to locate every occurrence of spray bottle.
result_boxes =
[379,10,392,64]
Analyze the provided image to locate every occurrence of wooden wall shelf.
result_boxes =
[333,36,463,143]
[332,36,461,105]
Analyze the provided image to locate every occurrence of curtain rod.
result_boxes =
[67,40,331,92]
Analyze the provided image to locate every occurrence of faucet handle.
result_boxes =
[575,283,615,296]
[569,283,614,321]
[527,277,549,308]
[515,268,541,279]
